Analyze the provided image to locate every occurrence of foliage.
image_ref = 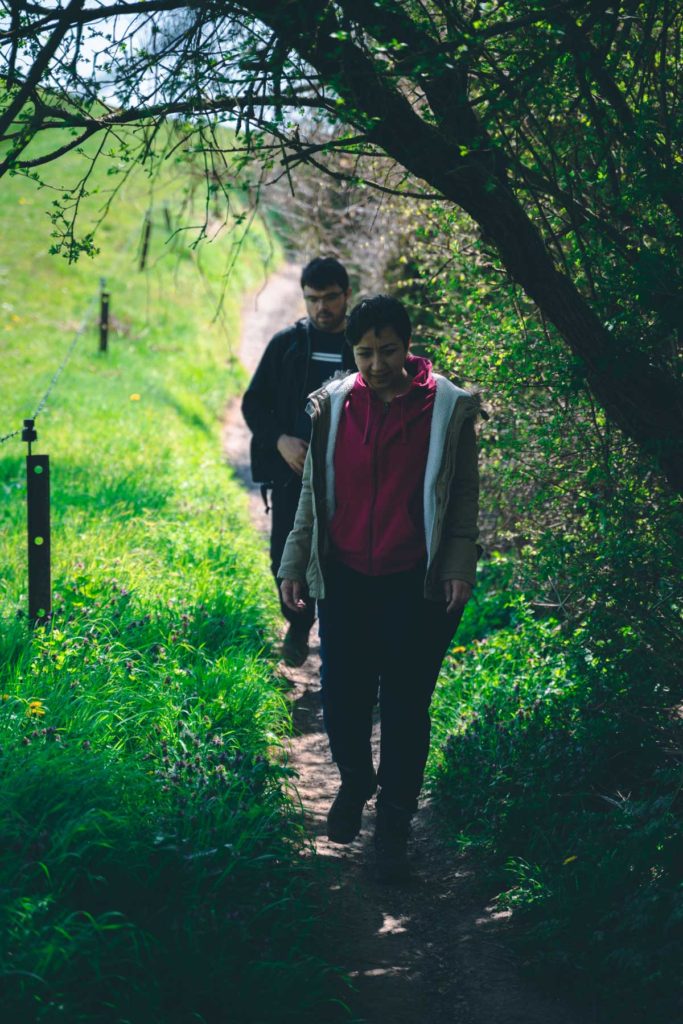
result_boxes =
[429,561,681,1022]
[390,189,683,1019]
[1,1,681,488]
[0,149,338,1023]
[388,196,681,553]
[1,9,682,1014]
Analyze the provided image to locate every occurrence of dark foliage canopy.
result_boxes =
[1,1,682,490]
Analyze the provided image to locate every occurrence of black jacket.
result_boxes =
[241,318,355,485]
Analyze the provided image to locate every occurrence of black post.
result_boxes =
[139,214,152,271]
[22,419,51,624]
[99,279,110,353]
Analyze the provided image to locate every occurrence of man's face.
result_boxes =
[302,283,351,332]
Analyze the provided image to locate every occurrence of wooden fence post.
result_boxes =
[99,278,110,352]
[139,213,152,271]
[23,419,51,624]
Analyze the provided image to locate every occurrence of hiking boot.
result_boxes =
[326,786,367,844]
[374,804,413,883]
[281,625,309,667]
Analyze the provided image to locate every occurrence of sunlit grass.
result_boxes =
[0,137,336,1022]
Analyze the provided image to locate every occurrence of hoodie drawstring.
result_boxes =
[362,389,372,445]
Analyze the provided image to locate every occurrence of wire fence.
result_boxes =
[3,207,199,622]
[0,426,22,445]
[0,293,98,447]
[1,205,173,450]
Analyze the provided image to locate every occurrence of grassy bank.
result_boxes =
[0,149,335,1022]
[427,556,681,1024]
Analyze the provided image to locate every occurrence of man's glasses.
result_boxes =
[303,291,345,307]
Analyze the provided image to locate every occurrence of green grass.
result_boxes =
[427,561,682,1024]
[0,140,337,1023]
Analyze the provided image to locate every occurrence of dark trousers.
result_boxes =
[270,477,316,632]
[317,559,462,814]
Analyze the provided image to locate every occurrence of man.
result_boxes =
[242,257,354,666]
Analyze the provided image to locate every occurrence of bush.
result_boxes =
[386,190,682,1022]
[429,598,682,1023]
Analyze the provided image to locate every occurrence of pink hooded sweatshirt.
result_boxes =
[329,354,436,575]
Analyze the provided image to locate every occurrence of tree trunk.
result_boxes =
[246,0,683,492]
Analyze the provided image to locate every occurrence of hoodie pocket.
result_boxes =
[329,501,366,558]
[379,504,422,555]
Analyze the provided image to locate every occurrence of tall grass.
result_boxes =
[0,142,336,1022]
[427,557,681,1024]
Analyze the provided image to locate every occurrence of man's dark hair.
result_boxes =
[345,294,412,347]
[300,257,349,292]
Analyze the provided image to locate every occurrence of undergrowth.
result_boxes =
[0,140,341,1023]
[429,556,682,1024]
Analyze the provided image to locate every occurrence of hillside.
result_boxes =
[0,140,335,1023]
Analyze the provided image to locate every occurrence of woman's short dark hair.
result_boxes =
[300,257,349,292]
[345,294,412,347]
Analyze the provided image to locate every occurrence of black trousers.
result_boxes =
[317,559,462,814]
[270,476,316,631]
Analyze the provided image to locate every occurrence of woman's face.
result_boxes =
[352,326,409,396]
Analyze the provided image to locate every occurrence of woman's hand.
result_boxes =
[443,579,472,614]
[280,579,308,613]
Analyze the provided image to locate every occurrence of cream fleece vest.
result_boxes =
[321,373,470,566]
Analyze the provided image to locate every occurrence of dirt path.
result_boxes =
[222,266,590,1024]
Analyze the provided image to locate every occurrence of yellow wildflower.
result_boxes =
[452,646,466,654]
[129,393,141,401]
[26,700,46,717]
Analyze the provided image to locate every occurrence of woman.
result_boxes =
[279,295,480,882]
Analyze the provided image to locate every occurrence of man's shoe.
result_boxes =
[326,786,367,844]
[281,625,309,667]
[374,804,413,883]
